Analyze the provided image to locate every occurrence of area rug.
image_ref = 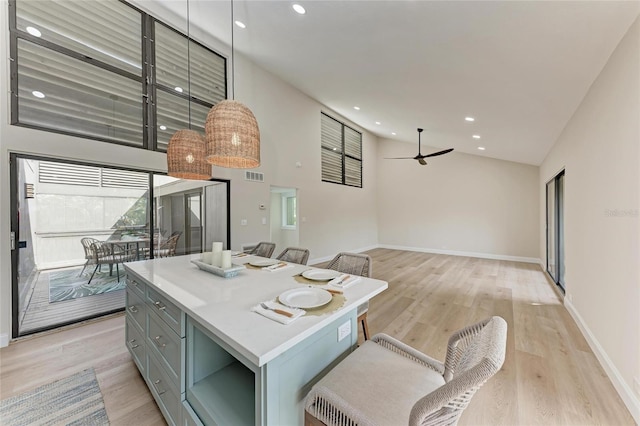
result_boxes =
[0,368,109,426]
[48,267,126,303]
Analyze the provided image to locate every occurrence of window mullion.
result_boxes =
[341,123,346,185]
[143,14,154,150]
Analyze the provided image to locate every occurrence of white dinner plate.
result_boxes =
[301,269,341,281]
[278,288,333,309]
[249,259,279,267]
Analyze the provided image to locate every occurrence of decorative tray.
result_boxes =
[191,259,246,278]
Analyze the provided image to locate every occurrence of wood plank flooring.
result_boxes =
[20,268,125,334]
[0,249,634,425]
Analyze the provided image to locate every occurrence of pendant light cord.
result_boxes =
[187,0,192,129]
[230,0,235,100]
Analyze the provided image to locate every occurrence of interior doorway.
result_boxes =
[269,187,299,255]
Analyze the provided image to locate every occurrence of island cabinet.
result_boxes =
[123,255,388,426]
[125,275,186,426]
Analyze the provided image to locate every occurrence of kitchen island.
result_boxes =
[123,254,387,426]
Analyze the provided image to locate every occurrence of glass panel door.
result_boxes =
[11,155,150,336]
[546,170,565,291]
[546,179,557,281]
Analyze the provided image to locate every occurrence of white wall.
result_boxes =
[377,138,539,261]
[0,0,378,341]
[539,16,640,421]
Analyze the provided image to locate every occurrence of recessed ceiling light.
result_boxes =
[175,87,183,93]
[234,20,246,29]
[465,117,475,122]
[26,26,42,37]
[477,146,486,151]
[159,125,167,131]
[292,4,306,14]
[472,135,481,139]
[32,90,45,98]
[391,132,396,136]
[353,106,360,110]
[375,121,381,125]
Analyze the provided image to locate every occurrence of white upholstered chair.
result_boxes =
[326,252,372,339]
[305,316,508,426]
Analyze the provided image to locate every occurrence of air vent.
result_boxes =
[25,183,35,198]
[244,171,264,182]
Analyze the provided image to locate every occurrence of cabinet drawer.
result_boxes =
[126,288,146,332]
[126,275,146,299]
[147,287,183,336]
[148,352,181,426]
[147,311,182,390]
[126,320,146,374]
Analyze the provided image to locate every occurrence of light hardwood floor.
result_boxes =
[0,249,634,425]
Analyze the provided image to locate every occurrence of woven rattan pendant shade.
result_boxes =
[167,129,211,180]
[205,100,260,168]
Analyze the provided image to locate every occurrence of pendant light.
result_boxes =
[167,0,211,180]
[205,0,260,169]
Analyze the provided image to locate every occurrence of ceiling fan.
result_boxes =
[386,128,454,165]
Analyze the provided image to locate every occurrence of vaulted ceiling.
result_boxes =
[150,0,640,165]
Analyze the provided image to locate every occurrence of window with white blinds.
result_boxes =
[321,113,362,188]
[10,0,227,152]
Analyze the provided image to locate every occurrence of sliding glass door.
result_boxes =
[10,154,230,337]
[546,171,565,290]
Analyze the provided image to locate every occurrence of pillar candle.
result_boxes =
[212,242,223,253]
[221,250,232,269]
[212,251,222,267]
[202,252,213,265]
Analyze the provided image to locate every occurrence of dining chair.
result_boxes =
[79,237,100,276]
[326,252,372,340]
[276,247,310,265]
[249,242,276,258]
[87,241,137,284]
[305,316,508,426]
[154,232,182,258]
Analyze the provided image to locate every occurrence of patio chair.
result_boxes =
[154,232,181,258]
[87,241,137,284]
[79,237,100,276]
[327,252,372,340]
[248,242,276,258]
[276,247,310,265]
[305,316,508,426]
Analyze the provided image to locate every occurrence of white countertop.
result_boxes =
[124,254,388,367]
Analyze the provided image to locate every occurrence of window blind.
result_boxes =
[321,113,362,188]
[11,0,227,154]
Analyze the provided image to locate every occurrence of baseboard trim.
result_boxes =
[565,299,640,424]
[377,244,540,264]
[0,333,9,348]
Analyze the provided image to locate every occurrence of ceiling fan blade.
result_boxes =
[418,158,427,165]
[422,148,454,158]
[384,157,416,160]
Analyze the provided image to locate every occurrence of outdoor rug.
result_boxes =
[0,368,109,426]
[49,267,126,303]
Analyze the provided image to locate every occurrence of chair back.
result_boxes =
[276,247,310,265]
[251,242,276,258]
[80,237,99,260]
[409,316,508,426]
[326,252,372,277]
